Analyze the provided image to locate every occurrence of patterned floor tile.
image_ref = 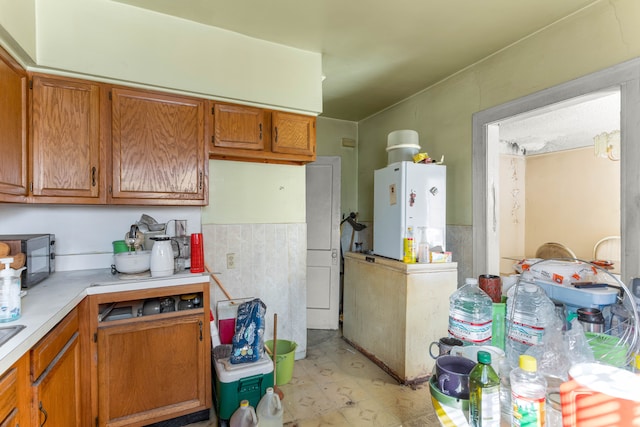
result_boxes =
[188,329,440,427]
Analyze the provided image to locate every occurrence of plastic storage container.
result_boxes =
[510,355,546,427]
[505,282,556,367]
[530,278,618,313]
[448,278,493,345]
[213,351,274,421]
[256,387,283,427]
[469,351,501,427]
[229,400,258,427]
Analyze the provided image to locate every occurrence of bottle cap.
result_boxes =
[0,257,15,278]
[240,400,249,407]
[477,350,492,364]
[519,354,537,372]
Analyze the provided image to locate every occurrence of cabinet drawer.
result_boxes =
[31,308,79,380]
[0,367,17,423]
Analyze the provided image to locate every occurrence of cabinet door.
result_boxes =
[110,88,207,205]
[31,74,103,201]
[97,314,209,427]
[0,46,28,200]
[0,362,19,427]
[212,103,265,151]
[271,111,316,158]
[32,333,81,427]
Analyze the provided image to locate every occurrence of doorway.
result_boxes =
[472,58,640,284]
[495,89,620,274]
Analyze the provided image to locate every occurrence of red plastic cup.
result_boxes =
[190,233,204,273]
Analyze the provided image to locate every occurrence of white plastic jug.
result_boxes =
[257,387,283,427]
[230,400,258,427]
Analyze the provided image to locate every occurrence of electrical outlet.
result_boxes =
[226,253,236,269]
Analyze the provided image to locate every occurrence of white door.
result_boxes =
[306,156,341,329]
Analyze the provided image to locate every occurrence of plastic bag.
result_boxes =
[563,318,595,365]
[230,298,266,364]
[525,314,571,380]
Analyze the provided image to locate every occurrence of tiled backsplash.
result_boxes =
[203,223,307,359]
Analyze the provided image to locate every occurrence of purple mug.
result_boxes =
[435,355,476,400]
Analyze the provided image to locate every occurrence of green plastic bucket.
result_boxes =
[265,339,297,385]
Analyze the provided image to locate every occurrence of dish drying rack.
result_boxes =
[510,258,639,370]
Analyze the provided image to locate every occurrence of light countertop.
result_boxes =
[344,251,457,273]
[0,268,209,375]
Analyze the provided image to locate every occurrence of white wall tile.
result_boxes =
[203,223,307,359]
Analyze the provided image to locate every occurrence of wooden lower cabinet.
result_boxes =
[31,334,81,426]
[90,283,211,427]
[0,353,28,427]
[30,307,82,427]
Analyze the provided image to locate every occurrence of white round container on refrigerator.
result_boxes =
[386,129,421,164]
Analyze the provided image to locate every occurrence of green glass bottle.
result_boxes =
[469,350,501,427]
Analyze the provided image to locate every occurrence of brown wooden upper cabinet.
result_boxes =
[271,110,316,158]
[109,87,208,205]
[0,47,29,201]
[212,103,266,151]
[30,74,105,203]
[20,78,209,206]
[209,101,316,165]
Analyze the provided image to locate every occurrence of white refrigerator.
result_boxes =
[373,161,446,261]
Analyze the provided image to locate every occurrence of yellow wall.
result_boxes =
[358,0,640,226]
[524,147,620,259]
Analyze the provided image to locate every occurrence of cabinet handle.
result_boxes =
[199,320,203,341]
[39,401,48,426]
[199,172,203,190]
[259,123,262,140]
[274,127,278,143]
[91,166,97,187]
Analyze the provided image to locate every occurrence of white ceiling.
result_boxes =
[113,0,601,121]
[499,89,621,155]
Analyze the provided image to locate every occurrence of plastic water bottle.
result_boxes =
[230,400,258,427]
[469,351,501,427]
[0,257,22,323]
[499,357,513,421]
[256,387,283,426]
[510,355,546,427]
[448,278,493,345]
[505,282,556,367]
